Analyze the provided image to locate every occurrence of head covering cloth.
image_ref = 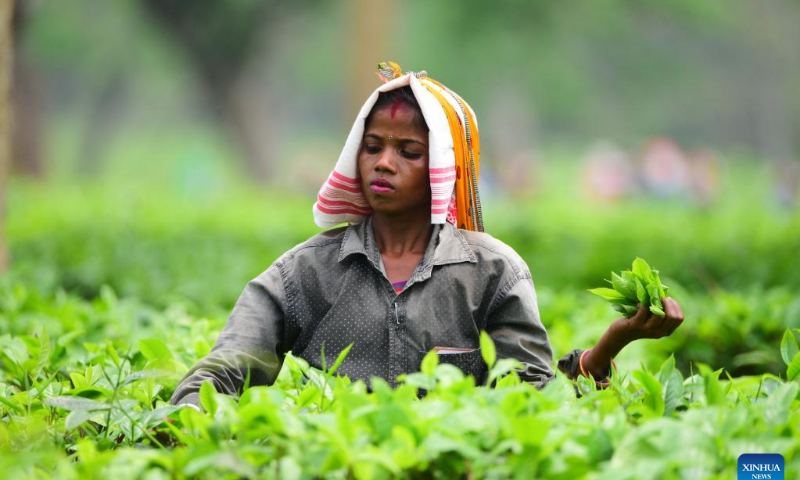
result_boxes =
[313,61,484,232]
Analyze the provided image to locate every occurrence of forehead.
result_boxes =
[365,104,427,138]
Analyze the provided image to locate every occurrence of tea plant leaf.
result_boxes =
[296,383,321,408]
[657,355,675,384]
[242,367,252,392]
[632,370,665,416]
[137,405,184,430]
[0,395,24,413]
[420,350,439,376]
[649,305,665,316]
[487,358,524,387]
[697,364,726,406]
[635,278,648,306]
[480,331,496,369]
[122,369,171,385]
[199,381,218,415]
[663,369,685,416]
[327,343,353,376]
[66,410,95,430]
[106,343,122,368]
[35,329,50,377]
[587,428,613,463]
[399,372,434,391]
[70,386,113,399]
[764,382,799,427]
[632,257,653,280]
[587,288,626,301]
[780,330,799,366]
[56,330,85,347]
[647,284,662,308]
[137,338,173,361]
[788,352,800,381]
[44,396,110,411]
[69,372,87,389]
[611,272,636,300]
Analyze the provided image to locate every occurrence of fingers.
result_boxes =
[661,297,685,336]
[629,303,650,323]
[662,297,683,322]
[647,310,666,335]
[663,297,684,319]
[629,303,665,338]
[665,323,680,336]
[627,300,686,339]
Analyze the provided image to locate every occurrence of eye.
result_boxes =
[364,145,381,154]
[401,150,423,160]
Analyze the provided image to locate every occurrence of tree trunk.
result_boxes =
[347,0,394,118]
[138,0,277,182]
[0,0,15,273]
[9,1,43,178]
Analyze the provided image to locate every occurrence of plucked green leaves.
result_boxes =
[588,257,671,318]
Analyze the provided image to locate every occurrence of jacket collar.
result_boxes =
[338,216,476,282]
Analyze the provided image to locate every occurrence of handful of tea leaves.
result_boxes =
[588,257,670,317]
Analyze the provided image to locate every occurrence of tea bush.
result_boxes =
[0,283,798,479]
[1,175,799,479]
[7,180,800,313]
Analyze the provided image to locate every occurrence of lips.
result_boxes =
[369,178,395,193]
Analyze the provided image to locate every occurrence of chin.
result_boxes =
[367,203,402,216]
[368,202,431,218]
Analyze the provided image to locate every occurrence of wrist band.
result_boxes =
[579,348,617,387]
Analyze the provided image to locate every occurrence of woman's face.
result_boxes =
[358,102,430,217]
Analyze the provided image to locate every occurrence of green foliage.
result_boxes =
[0,290,798,479]
[479,330,496,369]
[589,257,671,317]
[2,178,800,477]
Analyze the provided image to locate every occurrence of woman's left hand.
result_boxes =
[581,298,685,382]
[614,297,685,343]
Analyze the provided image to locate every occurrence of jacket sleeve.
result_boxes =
[556,349,584,380]
[170,264,288,407]
[485,272,555,389]
[557,349,613,383]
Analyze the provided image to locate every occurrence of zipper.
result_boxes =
[394,302,399,325]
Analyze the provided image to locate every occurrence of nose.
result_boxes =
[374,148,397,173]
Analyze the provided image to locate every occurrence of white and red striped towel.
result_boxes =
[313,73,474,228]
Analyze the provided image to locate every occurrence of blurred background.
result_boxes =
[1,0,799,377]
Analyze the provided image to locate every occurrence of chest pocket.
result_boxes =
[419,349,488,386]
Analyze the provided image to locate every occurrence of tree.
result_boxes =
[11,1,43,178]
[139,0,297,182]
[0,0,14,273]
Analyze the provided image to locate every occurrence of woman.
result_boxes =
[170,63,684,407]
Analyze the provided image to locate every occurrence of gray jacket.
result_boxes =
[171,218,584,406]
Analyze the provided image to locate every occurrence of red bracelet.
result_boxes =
[579,348,617,387]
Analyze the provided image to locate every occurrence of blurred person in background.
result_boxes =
[170,63,685,407]
[774,159,800,208]
[686,149,720,206]
[581,141,636,202]
[638,137,691,198]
